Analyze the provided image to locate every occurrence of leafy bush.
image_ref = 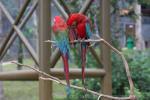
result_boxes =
[123,49,150,100]
[112,49,150,100]
[69,48,150,100]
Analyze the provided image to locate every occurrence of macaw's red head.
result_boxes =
[67,13,79,26]
[67,13,87,39]
[52,16,67,33]
[67,13,86,27]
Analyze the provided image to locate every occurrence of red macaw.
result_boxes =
[52,16,70,89]
[67,13,92,86]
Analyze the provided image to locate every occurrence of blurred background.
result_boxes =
[0,0,150,100]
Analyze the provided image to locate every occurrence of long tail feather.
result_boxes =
[62,54,71,96]
[62,54,70,86]
[81,43,87,85]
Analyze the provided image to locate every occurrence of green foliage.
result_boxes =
[125,87,144,100]
[138,0,150,6]
[111,0,150,6]
[112,49,150,100]
[112,52,127,95]
[69,46,150,100]
[69,78,100,100]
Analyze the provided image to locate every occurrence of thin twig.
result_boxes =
[99,38,134,96]
[44,39,102,44]
[12,61,133,100]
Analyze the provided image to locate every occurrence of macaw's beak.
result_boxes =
[68,21,77,29]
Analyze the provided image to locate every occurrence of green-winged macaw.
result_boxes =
[67,13,92,86]
[52,16,70,90]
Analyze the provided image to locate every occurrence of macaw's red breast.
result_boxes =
[77,22,86,38]
[52,16,67,33]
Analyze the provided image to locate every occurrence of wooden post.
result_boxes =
[100,0,112,100]
[0,62,4,100]
[38,0,52,100]
[134,1,145,50]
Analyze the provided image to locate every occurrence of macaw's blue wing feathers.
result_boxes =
[86,22,92,38]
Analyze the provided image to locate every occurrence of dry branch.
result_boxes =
[11,61,135,100]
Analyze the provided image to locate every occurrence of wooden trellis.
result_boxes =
[0,0,112,100]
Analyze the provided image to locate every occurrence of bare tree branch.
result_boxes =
[11,61,135,100]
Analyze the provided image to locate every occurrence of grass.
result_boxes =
[4,81,38,100]
[2,58,67,100]
[3,81,66,100]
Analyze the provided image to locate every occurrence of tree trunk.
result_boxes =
[134,2,145,50]
[0,62,4,100]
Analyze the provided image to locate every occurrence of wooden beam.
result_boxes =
[38,0,52,99]
[0,1,38,65]
[52,0,68,19]
[89,47,102,66]
[100,0,112,100]
[50,48,61,68]
[0,0,30,55]
[59,0,71,15]
[0,70,38,81]
[79,0,93,14]
[0,68,105,81]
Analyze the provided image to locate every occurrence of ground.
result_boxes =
[2,58,67,100]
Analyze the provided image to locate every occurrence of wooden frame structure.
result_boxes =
[0,0,111,100]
